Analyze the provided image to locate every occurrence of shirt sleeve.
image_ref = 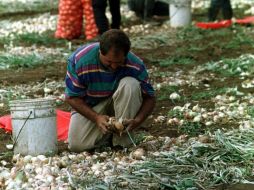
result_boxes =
[126,52,155,97]
[65,55,87,98]
[138,64,155,97]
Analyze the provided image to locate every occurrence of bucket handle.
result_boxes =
[28,108,35,118]
[11,110,33,150]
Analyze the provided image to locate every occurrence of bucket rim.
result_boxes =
[9,98,56,106]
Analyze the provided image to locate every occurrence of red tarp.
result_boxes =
[0,109,70,141]
[196,16,254,29]
[236,16,254,25]
[196,20,232,29]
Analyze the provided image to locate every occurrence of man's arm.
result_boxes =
[66,97,110,134]
[126,94,156,131]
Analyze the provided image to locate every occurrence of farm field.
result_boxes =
[1,0,254,189]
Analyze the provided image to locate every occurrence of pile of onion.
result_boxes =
[55,0,98,40]
[108,117,125,135]
[81,0,98,40]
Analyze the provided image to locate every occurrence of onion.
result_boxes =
[6,144,13,150]
[132,148,146,160]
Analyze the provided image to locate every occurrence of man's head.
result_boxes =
[99,29,131,71]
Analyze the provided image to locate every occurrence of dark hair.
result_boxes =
[99,29,131,56]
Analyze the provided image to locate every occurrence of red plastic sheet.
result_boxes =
[0,110,70,141]
[196,16,254,29]
[236,16,254,25]
[196,20,232,29]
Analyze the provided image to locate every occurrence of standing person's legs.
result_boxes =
[222,0,233,20]
[208,0,221,21]
[153,1,169,16]
[108,0,121,29]
[68,99,112,152]
[92,0,109,34]
[112,77,143,147]
[127,0,145,19]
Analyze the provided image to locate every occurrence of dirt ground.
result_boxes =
[1,7,254,188]
[1,24,254,152]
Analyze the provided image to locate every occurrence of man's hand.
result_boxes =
[66,97,111,134]
[123,95,155,132]
[95,114,110,134]
[123,118,140,131]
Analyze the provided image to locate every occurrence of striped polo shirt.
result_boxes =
[65,42,154,107]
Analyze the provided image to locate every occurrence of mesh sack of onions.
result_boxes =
[81,0,98,40]
[55,0,98,40]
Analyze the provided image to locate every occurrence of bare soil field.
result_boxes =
[1,5,254,189]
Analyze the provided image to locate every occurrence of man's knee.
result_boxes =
[119,77,140,89]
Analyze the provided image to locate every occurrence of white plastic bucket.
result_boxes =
[169,0,192,27]
[9,98,58,156]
